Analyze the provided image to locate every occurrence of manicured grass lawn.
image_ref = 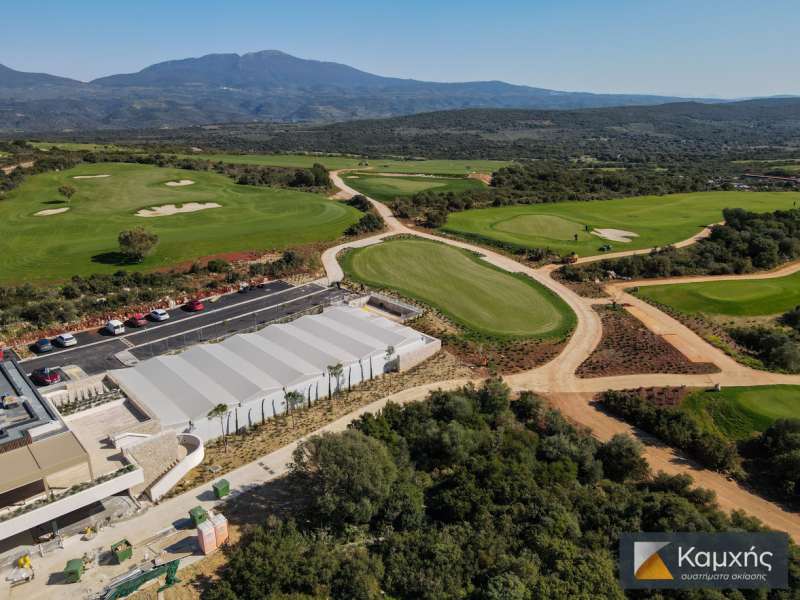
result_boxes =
[161,154,512,175]
[0,163,361,283]
[444,191,800,257]
[345,174,486,203]
[344,238,575,337]
[31,143,127,152]
[636,271,800,317]
[682,385,800,440]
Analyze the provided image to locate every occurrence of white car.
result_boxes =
[105,320,125,335]
[55,333,77,347]
[150,309,169,322]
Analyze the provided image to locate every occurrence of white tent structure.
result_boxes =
[110,307,439,442]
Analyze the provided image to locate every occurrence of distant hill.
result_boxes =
[0,50,753,132]
[24,98,800,161]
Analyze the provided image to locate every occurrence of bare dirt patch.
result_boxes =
[165,180,196,186]
[576,305,720,378]
[467,173,492,185]
[136,202,220,217]
[591,228,640,243]
[35,207,70,216]
[73,174,111,179]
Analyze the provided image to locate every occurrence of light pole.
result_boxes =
[145,324,152,358]
[213,308,218,339]
[98,297,107,321]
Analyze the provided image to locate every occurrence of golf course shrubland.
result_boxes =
[682,385,800,441]
[344,174,486,203]
[344,238,574,337]
[443,191,800,256]
[162,154,512,175]
[0,162,361,283]
[636,271,800,317]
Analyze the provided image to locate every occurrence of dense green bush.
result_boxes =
[204,379,798,600]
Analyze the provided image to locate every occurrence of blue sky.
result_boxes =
[3,0,798,98]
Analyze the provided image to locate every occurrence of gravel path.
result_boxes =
[327,169,800,538]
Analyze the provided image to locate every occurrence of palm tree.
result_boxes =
[208,404,231,453]
[385,345,396,385]
[283,390,304,428]
[327,363,343,404]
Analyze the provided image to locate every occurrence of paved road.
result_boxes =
[22,280,341,377]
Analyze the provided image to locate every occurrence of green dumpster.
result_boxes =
[189,506,207,526]
[111,539,133,564]
[64,558,83,583]
[212,479,230,499]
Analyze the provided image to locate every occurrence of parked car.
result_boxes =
[105,319,125,335]
[149,309,169,321]
[248,284,257,291]
[186,299,204,312]
[129,315,147,327]
[257,281,269,289]
[237,286,249,294]
[30,367,61,386]
[34,339,53,353]
[55,333,77,347]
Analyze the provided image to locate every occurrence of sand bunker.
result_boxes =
[164,180,195,187]
[73,174,111,179]
[346,176,359,179]
[591,228,640,243]
[135,202,220,217]
[35,207,70,216]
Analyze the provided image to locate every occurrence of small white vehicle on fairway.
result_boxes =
[105,320,125,335]
[150,309,169,321]
[55,333,77,347]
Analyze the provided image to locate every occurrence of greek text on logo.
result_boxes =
[620,532,788,589]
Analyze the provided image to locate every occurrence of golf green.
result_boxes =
[444,191,800,257]
[637,271,800,317]
[683,385,800,440]
[161,155,512,175]
[0,163,361,283]
[344,238,575,337]
[345,174,486,203]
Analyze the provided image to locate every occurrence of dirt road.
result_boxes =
[327,170,800,537]
[1,161,33,174]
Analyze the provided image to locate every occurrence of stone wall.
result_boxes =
[124,430,179,496]
[398,339,442,372]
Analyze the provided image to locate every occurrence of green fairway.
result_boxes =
[0,163,360,283]
[345,174,486,202]
[636,272,800,317]
[444,191,800,256]
[31,142,128,152]
[161,154,512,175]
[682,385,800,440]
[344,238,574,337]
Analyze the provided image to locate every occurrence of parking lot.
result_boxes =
[21,280,348,378]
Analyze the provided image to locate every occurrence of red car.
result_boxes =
[31,367,61,386]
[187,299,204,312]
[129,315,147,327]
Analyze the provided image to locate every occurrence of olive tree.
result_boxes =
[118,226,160,261]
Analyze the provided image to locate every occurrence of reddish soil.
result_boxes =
[611,386,692,408]
[466,173,492,185]
[576,305,720,378]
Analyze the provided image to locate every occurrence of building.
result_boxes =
[0,358,144,544]
[110,306,440,442]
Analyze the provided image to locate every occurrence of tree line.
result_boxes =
[204,379,800,600]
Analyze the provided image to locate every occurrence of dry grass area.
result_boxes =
[576,305,720,378]
[556,279,609,299]
[160,350,472,502]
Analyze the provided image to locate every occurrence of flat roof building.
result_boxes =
[111,306,440,442]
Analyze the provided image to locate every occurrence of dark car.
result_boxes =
[187,299,204,312]
[30,367,61,386]
[237,286,249,294]
[248,284,257,291]
[34,339,53,353]
[257,282,269,289]
[129,315,147,327]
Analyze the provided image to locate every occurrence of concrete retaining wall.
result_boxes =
[147,433,204,502]
[398,339,441,372]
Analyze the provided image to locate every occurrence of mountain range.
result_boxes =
[0,50,774,132]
